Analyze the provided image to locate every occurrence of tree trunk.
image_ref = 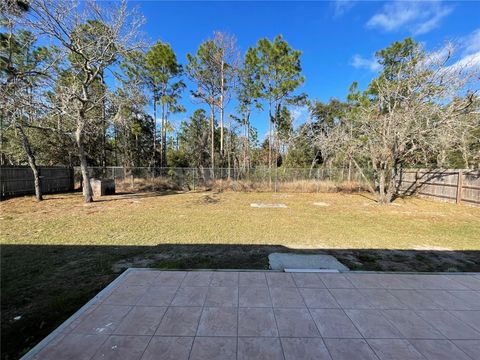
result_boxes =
[164,108,169,168]
[461,141,470,169]
[1,108,5,166]
[113,121,118,166]
[377,167,395,204]
[246,116,250,172]
[160,100,165,168]
[210,104,215,179]
[268,100,272,187]
[268,101,272,171]
[101,72,107,176]
[76,116,93,203]
[378,169,387,204]
[220,58,225,156]
[16,123,43,201]
[243,114,249,174]
[437,150,447,169]
[152,91,157,168]
[227,120,231,180]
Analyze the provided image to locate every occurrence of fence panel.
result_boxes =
[0,166,74,200]
[462,171,480,205]
[398,169,480,206]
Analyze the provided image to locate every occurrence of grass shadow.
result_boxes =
[1,243,479,360]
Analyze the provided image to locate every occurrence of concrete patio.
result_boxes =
[24,270,480,360]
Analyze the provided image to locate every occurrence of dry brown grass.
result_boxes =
[115,177,183,192]
[3,191,479,250]
[203,179,369,193]
[110,176,369,194]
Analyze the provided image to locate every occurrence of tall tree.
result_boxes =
[187,40,222,174]
[235,49,262,172]
[113,53,151,170]
[247,35,305,173]
[145,41,183,167]
[211,32,239,158]
[163,80,186,161]
[178,109,210,170]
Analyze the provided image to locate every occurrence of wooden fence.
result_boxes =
[0,166,74,200]
[398,169,480,206]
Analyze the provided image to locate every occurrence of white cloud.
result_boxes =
[351,54,381,72]
[334,0,357,17]
[420,42,453,69]
[447,29,480,72]
[462,29,480,55]
[423,29,480,76]
[447,51,480,72]
[367,1,453,35]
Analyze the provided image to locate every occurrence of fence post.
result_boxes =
[456,170,463,204]
[274,167,277,193]
[192,168,195,190]
[69,167,74,191]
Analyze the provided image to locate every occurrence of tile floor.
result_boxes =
[25,270,480,360]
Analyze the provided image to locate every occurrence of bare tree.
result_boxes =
[17,0,144,202]
[451,102,480,169]
[315,40,479,203]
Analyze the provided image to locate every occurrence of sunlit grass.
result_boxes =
[2,190,479,250]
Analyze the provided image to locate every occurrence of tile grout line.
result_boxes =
[446,309,480,333]
[299,280,336,360]
[187,271,212,360]
[236,272,240,360]
[56,332,480,340]
[409,339,476,360]
[414,308,480,340]
[89,271,163,359]
[20,267,140,360]
[329,288,383,360]
[265,273,287,360]
[447,289,480,308]
[137,271,185,360]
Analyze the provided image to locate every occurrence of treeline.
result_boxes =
[1,0,479,203]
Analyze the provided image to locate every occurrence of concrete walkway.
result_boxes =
[24,270,480,360]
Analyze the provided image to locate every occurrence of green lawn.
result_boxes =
[1,190,480,359]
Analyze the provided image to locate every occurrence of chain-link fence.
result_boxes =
[74,166,371,193]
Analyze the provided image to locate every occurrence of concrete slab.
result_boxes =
[250,203,287,208]
[268,253,350,271]
[22,270,480,360]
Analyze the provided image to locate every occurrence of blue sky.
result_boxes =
[133,0,480,138]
